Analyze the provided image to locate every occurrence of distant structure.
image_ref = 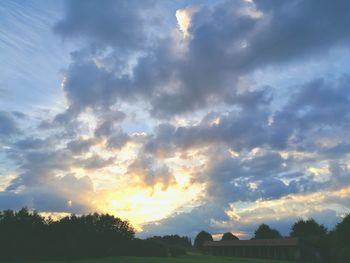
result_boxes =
[203,237,321,261]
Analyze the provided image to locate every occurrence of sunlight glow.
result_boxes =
[0,174,16,191]
[97,182,204,230]
[175,7,198,38]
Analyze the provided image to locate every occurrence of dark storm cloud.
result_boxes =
[5,149,74,190]
[94,110,126,137]
[0,111,20,135]
[274,75,350,130]
[14,137,46,150]
[53,0,161,115]
[203,154,300,206]
[60,61,131,114]
[65,1,350,117]
[67,138,97,154]
[11,111,27,119]
[0,192,25,211]
[54,0,157,51]
[270,75,350,149]
[0,174,93,213]
[92,111,130,150]
[106,132,130,149]
[6,134,118,192]
[231,0,350,68]
[258,177,298,200]
[78,155,115,170]
[322,143,350,158]
[2,133,95,213]
[145,88,272,155]
[144,123,177,158]
[145,74,350,157]
[327,161,350,188]
[127,154,176,189]
[55,0,350,118]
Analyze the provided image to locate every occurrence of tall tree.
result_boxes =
[253,224,282,239]
[221,232,239,241]
[194,230,213,250]
[0,208,136,260]
[290,219,327,238]
[147,235,192,247]
[333,214,350,247]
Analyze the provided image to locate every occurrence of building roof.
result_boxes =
[204,238,300,247]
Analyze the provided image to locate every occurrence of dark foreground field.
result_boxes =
[26,255,294,263]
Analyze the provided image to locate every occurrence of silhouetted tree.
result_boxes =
[253,223,282,239]
[330,214,350,263]
[333,214,350,248]
[290,218,327,238]
[147,235,191,247]
[0,208,137,261]
[46,212,134,258]
[146,235,191,256]
[290,218,330,262]
[126,238,168,257]
[221,232,239,241]
[194,230,213,250]
[0,208,47,260]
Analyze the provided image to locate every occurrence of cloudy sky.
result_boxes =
[1,0,350,239]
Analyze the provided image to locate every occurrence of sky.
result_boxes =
[1,0,350,239]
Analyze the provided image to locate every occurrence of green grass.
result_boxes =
[26,255,293,263]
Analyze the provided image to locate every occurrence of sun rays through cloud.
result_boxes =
[1,0,350,239]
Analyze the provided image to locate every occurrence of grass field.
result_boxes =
[28,255,293,263]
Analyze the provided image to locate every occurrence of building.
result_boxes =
[203,237,321,261]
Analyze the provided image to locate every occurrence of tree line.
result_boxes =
[1,208,349,262]
[0,208,190,261]
[146,235,192,256]
[194,216,350,263]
